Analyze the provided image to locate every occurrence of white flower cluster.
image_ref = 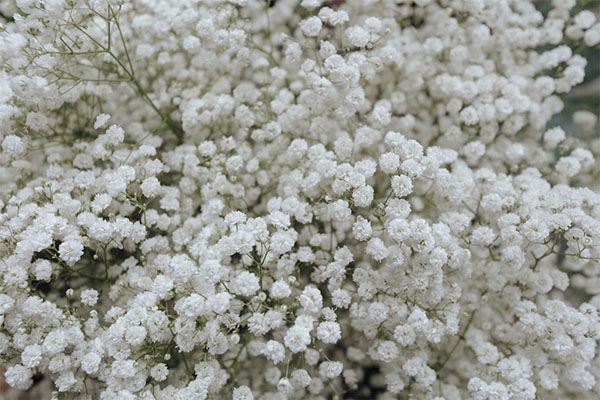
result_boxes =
[0,0,599,399]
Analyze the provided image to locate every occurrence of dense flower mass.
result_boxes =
[0,0,599,399]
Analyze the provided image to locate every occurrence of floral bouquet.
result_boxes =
[0,0,599,399]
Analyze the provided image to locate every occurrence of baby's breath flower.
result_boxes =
[0,0,598,398]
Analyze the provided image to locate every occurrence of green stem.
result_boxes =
[435,309,477,374]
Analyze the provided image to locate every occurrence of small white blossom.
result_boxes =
[94,113,111,129]
[1,135,25,155]
[300,16,322,37]
[270,280,291,299]
[231,272,260,297]
[150,363,169,382]
[80,289,99,306]
[4,364,33,390]
[233,385,254,400]
[263,340,286,364]
[316,321,341,344]
[284,325,312,353]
